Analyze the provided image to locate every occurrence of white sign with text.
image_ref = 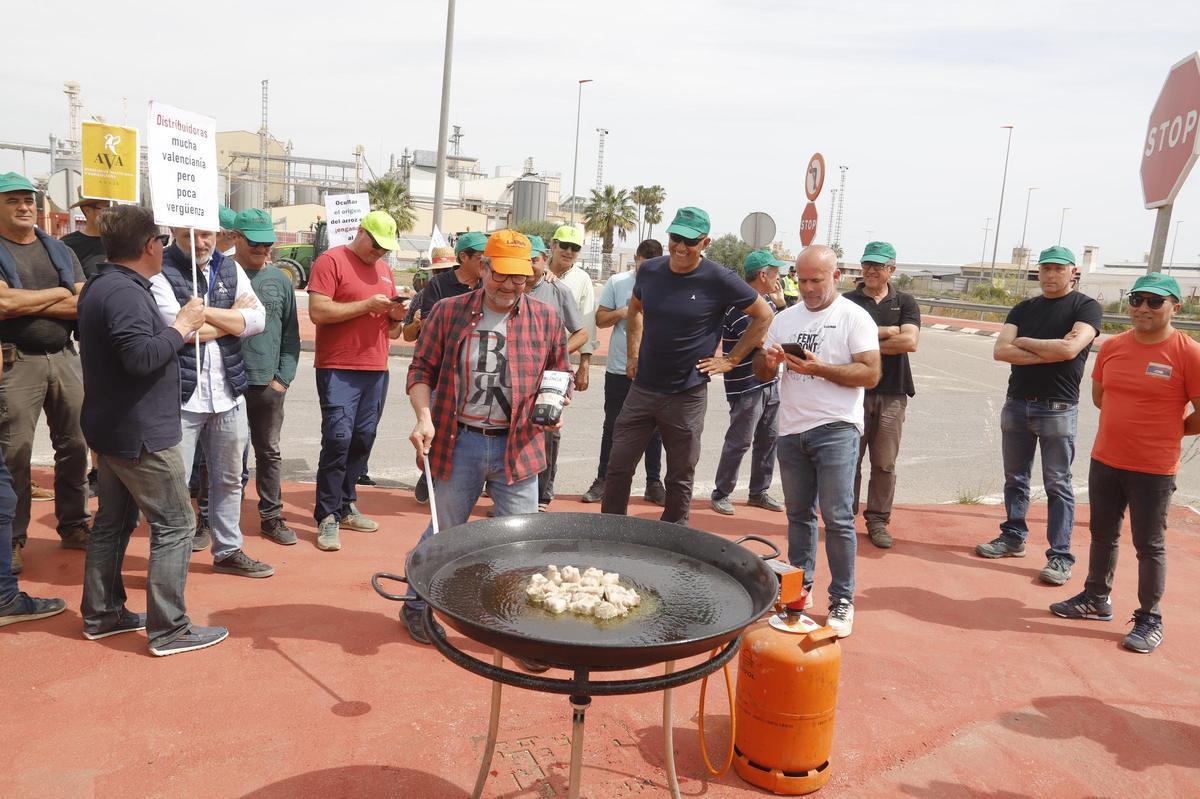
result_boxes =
[324,193,371,247]
[146,101,218,229]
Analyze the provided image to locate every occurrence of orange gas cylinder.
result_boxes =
[733,614,841,794]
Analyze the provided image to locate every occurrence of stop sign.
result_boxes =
[799,202,819,246]
[1141,52,1200,209]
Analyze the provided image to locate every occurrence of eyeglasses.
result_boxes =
[149,233,171,248]
[1129,293,1169,309]
[488,272,529,285]
[555,241,581,253]
[366,233,387,251]
[669,232,703,248]
[861,263,892,272]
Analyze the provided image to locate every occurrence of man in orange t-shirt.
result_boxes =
[1050,272,1200,655]
[307,211,406,552]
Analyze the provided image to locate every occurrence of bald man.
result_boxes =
[755,245,880,638]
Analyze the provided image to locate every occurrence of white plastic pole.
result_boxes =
[189,228,201,362]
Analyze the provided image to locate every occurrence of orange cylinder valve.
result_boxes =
[733,614,842,794]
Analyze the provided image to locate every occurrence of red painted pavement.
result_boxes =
[6,468,1199,798]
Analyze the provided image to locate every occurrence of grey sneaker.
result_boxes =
[213,549,275,578]
[747,493,784,512]
[1123,612,1164,654]
[580,478,605,504]
[1039,556,1073,586]
[975,536,1026,559]
[341,503,379,533]
[710,495,735,516]
[0,591,67,627]
[316,514,341,551]
[192,519,212,553]
[827,598,855,638]
[868,525,894,549]
[260,517,298,546]
[1050,591,1113,621]
[149,625,229,657]
[84,609,148,640]
[644,481,666,506]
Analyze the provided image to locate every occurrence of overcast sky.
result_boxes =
[5,0,1200,265]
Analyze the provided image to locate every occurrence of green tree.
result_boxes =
[631,185,655,240]
[366,176,416,233]
[707,234,754,277]
[642,185,666,240]
[582,185,637,275]
[515,219,558,242]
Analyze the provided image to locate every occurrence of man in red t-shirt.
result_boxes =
[1050,272,1200,654]
[307,211,405,552]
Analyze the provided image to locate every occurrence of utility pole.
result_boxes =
[980,217,992,269]
[1058,207,1069,245]
[259,79,269,205]
[832,166,848,251]
[1018,186,1037,266]
[825,189,837,245]
[569,79,593,224]
[432,0,456,233]
[1168,220,1184,273]
[989,125,1014,283]
[590,128,608,277]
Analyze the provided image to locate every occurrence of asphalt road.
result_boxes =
[32,327,1200,509]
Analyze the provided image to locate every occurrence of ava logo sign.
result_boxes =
[1141,52,1200,209]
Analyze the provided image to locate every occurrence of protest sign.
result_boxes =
[324,193,371,247]
[147,101,218,229]
[81,121,140,203]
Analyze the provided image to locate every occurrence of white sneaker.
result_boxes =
[827,598,854,638]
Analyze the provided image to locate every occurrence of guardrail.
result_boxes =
[914,297,1200,331]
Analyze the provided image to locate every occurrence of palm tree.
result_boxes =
[366,176,417,233]
[582,185,637,277]
[631,185,654,240]
[642,185,666,240]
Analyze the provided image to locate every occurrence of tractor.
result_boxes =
[271,220,328,289]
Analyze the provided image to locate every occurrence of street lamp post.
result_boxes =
[569,79,593,225]
[989,125,1014,283]
[431,0,456,234]
[1018,186,1038,265]
[980,217,992,269]
[1058,207,1069,245]
[1168,220,1184,273]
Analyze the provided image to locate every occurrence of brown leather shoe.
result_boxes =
[60,524,91,550]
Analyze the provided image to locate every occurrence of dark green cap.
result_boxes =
[666,207,710,238]
[1130,272,1181,301]
[861,241,897,264]
[743,249,789,277]
[233,208,276,244]
[454,230,488,255]
[1038,245,1075,266]
[527,235,549,256]
[0,172,37,194]
[219,205,237,230]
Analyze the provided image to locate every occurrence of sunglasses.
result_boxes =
[243,237,273,250]
[1128,293,1170,309]
[149,233,171,247]
[669,232,703,247]
[555,241,582,253]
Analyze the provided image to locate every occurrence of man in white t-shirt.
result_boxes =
[754,245,880,638]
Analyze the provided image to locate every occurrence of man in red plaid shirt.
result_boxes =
[402,229,570,644]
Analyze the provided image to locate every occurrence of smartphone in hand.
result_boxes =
[780,342,808,360]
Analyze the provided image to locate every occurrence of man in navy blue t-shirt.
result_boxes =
[600,207,773,524]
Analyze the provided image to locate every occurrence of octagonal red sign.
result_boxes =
[799,202,819,246]
[1141,52,1200,209]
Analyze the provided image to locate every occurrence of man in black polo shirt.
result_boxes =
[601,207,773,524]
[977,245,1102,586]
[843,241,921,548]
[77,205,228,657]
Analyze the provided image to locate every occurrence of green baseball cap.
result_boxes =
[0,172,37,194]
[743,249,789,277]
[551,224,584,247]
[666,207,711,238]
[454,230,488,255]
[219,205,237,230]
[528,235,549,257]
[1038,245,1075,266]
[1130,272,1181,301]
[233,208,276,244]
[360,210,399,251]
[861,241,897,264]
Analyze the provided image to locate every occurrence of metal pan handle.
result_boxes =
[371,572,412,602]
[733,534,781,561]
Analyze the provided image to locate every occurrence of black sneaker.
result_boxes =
[0,592,67,627]
[580,478,605,504]
[84,609,148,640]
[260,517,298,546]
[1049,591,1113,621]
[975,536,1026,559]
[414,476,429,505]
[402,604,434,645]
[1123,612,1164,654]
[644,481,666,506]
[213,549,275,578]
[149,625,229,657]
[192,519,212,553]
[1039,555,1073,586]
[356,473,377,487]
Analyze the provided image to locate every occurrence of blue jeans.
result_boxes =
[778,422,860,604]
[999,398,1078,562]
[181,405,249,561]
[0,452,18,603]
[713,383,779,500]
[314,368,388,523]
[408,427,538,610]
[81,446,195,648]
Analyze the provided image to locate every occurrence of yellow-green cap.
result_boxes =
[551,224,584,246]
[233,208,276,244]
[360,210,399,251]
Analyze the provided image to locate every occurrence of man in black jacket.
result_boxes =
[77,205,227,656]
